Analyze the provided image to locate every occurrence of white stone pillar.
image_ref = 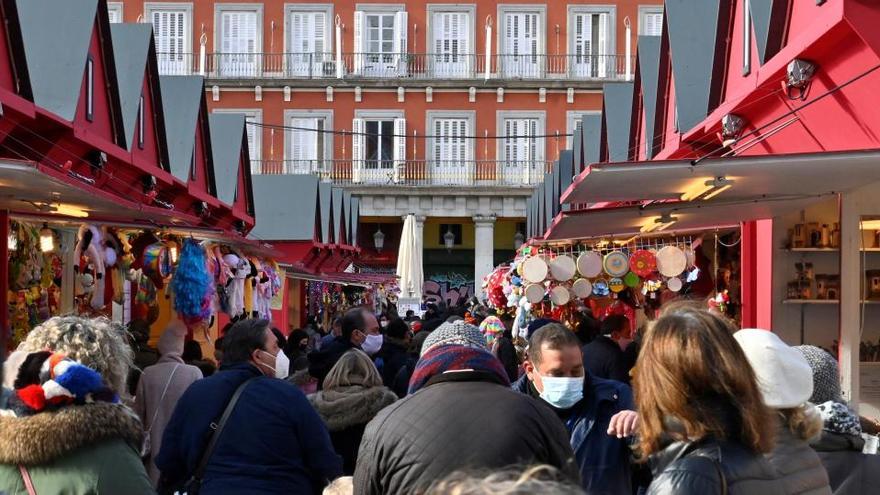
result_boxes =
[473,214,496,296]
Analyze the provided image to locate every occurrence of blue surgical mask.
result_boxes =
[538,375,584,409]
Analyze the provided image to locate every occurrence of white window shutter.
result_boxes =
[393,118,406,183]
[314,13,325,56]
[352,118,365,182]
[597,13,608,77]
[393,11,408,76]
[353,11,364,74]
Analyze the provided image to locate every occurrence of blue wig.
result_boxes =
[172,239,213,321]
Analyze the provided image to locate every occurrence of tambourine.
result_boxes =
[603,251,630,278]
[524,283,545,303]
[667,277,683,292]
[656,246,687,277]
[623,272,640,288]
[550,255,576,281]
[629,250,657,278]
[592,279,611,297]
[571,278,593,299]
[609,277,626,293]
[577,251,603,278]
[522,256,549,283]
[550,286,571,306]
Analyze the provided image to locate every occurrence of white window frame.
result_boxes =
[283,109,333,174]
[497,4,547,78]
[637,6,663,36]
[284,4,334,77]
[565,110,600,148]
[107,2,124,23]
[426,4,476,78]
[214,4,264,76]
[144,3,194,75]
[86,56,94,122]
[567,5,616,77]
[213,108,262,167]
[426,110,476,184]
[354,3,407,76]
[354,109,405,183]
[496,110,545,184]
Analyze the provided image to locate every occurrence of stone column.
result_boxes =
[473,214,496,297]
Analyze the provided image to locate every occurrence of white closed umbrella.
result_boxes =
[396,214,423,298]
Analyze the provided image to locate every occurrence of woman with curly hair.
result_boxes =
[635,307,784,494]
[0,316,153,494]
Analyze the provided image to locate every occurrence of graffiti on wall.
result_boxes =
[423,273,475,307]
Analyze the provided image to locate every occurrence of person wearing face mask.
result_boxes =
[513,323,637,495]
[581,314,633,384]
[309,307,378,389]
[156,319,342,495]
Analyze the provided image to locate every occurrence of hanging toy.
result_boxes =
[141,242,172,289]
[73,225,105,310]
[172,239,214,325]
[223,253,248,317]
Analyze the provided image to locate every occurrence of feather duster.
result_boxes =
[171,239,213,322]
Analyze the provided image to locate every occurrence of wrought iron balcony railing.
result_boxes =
[157,52,632,81]
[250,159,553,187]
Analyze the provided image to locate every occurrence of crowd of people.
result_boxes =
[1,299,879,494]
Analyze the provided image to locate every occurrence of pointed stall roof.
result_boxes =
[159,75,205,182]
[581,114,602,167]
[318,182,332,245]
[637,36,663,159]
[250,174,320,242]
[558,151,574,212]
[349,196,360,248]
[527,196,534,238]
[110,24,152,150]
[332,187,347,246]
[343,191,353,246]
[665,0,732,132]
[15,0,97,121]
[749,0,788,65]
[208,113,247,206]
[602,83,635,162]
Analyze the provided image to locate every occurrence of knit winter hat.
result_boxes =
[420,320,487,357]
[158,320,187,356]
[794,345,842,404]
[734,329,813,409]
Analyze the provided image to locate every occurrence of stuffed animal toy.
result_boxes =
[73,225,105,309]
[222,253,248,317]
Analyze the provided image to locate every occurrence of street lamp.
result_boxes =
[373,225,385,252]
[514,231,525,250]
[443,228,455,252]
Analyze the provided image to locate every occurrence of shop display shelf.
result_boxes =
[782,299,839,304]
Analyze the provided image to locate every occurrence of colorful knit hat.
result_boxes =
[420,320,487,357]
[479,315,506,345]
[409,345,510,394]
[7,351,118,416]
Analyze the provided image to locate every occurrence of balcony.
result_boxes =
[157,52,632,83]
[251,159,553,187]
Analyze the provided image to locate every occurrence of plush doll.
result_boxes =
[222,253,248,317]
[73,225,105,310]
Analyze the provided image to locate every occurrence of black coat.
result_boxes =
[811,431,880,494]
[582,336,631,384]
[494,336,520,382]
[374,339,409,389]
[307,337,358,388]
[647,439,784,495]
[353,372,580,495]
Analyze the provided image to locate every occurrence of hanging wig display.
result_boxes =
[172,239,214,324]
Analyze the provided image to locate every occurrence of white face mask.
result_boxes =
[362,334,384,355]
[258,349,290,379]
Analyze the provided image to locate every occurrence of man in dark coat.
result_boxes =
[156,319,342,494]
[354,321,580,494]
[515,323,636,495]
[308,307,377,388]
[581,315,632,383]
[374,318,410,388]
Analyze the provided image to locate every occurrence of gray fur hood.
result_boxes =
[308,385,397,431]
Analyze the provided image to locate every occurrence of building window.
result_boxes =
[428,5,475,78]
[352,111,405,183]
[285,110,332,175]
[427,111,475,185]
[285,5,333,77]
[190,150,196,180]
[137,94,145,149]
[353,5,407,76]
[568,5,615,79]
[742,0,751,75]
[566,111,599,147]
[638,6,663,36]
[107,2,123,23]
[498,111,545,185]
[85,57,94,122]
[498,5,546,78]
[216,5,262,77]
[147,3,192,75]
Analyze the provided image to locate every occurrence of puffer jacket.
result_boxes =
[765,417,831,494]
[0,402,154,494]
[647,438,784,495]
